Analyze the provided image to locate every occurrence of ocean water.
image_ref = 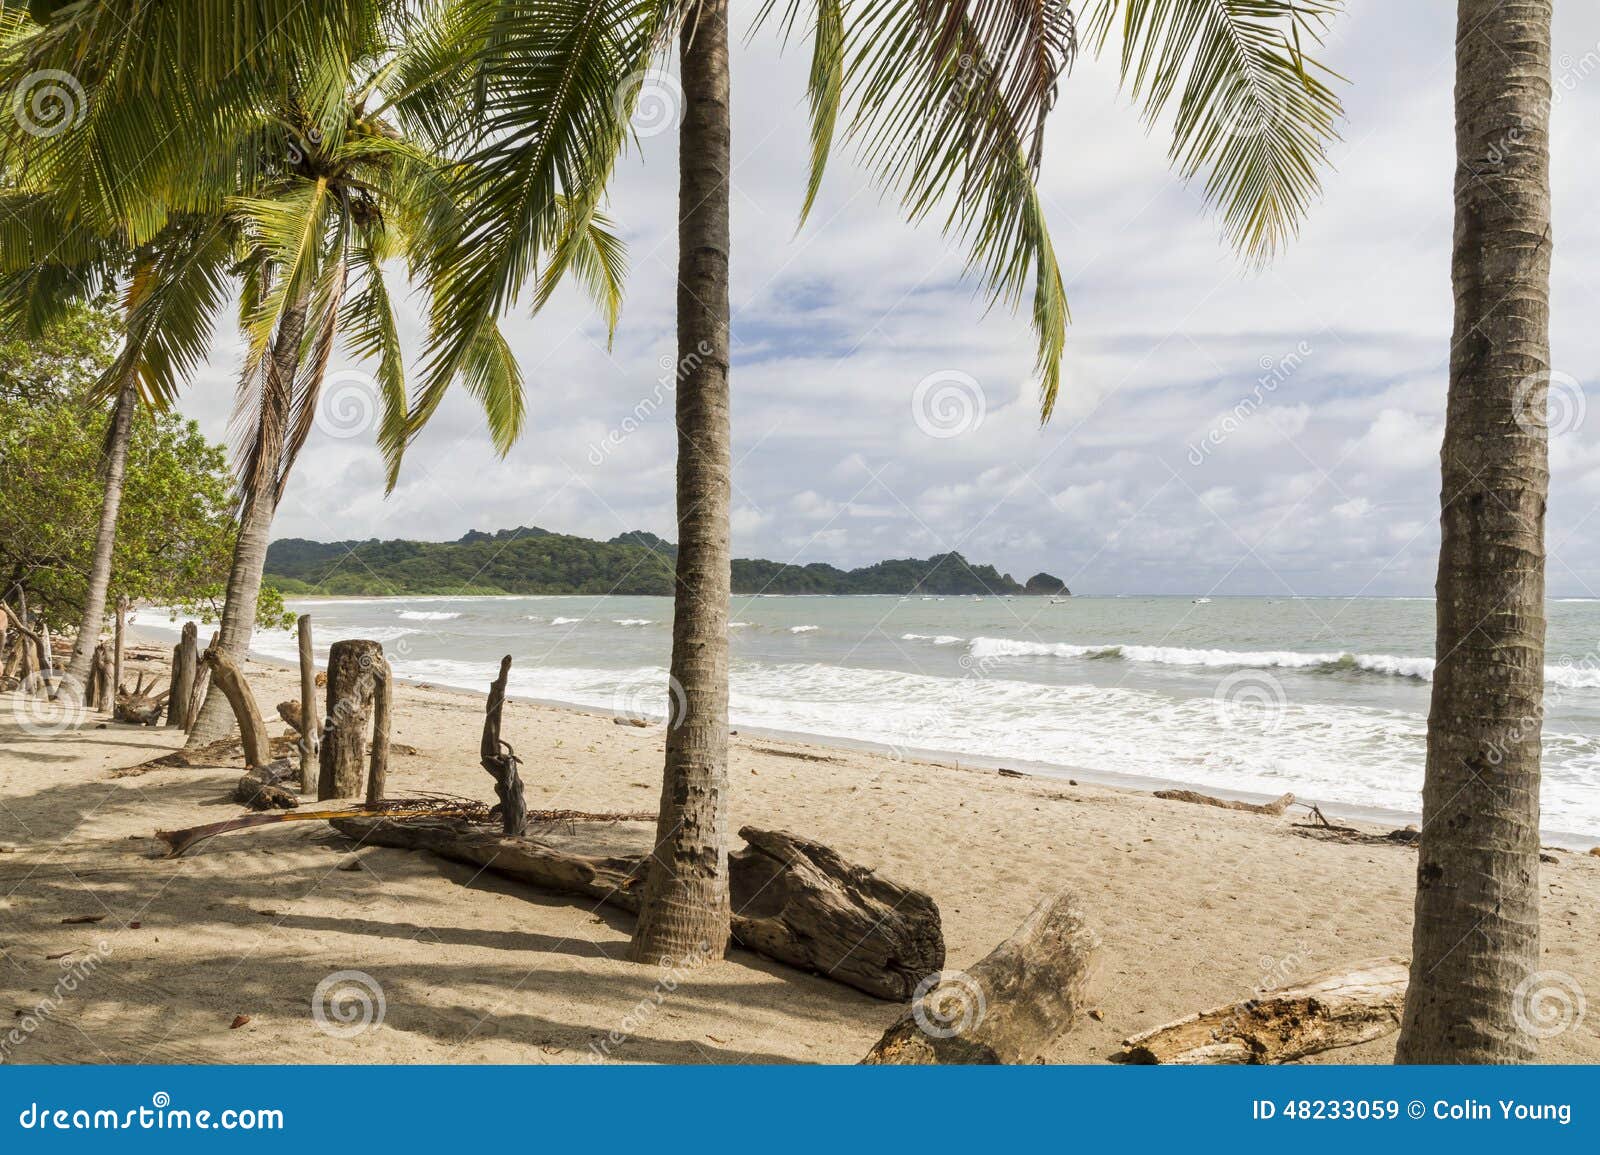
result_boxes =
[137,595,1600,842]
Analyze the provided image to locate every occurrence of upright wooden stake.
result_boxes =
[112,595,127,696]
[318,639,381,800]
[297,614,320,793]
[167,622,198,728]
[365,657,391,806]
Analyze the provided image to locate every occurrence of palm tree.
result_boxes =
[1395,0,1553,1064]
[181,80,529,742]
[184,76,629,742]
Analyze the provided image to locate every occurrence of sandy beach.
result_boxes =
[2,632,1596,1065]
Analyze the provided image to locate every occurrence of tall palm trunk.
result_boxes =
[629,0,733,965]
[64,372,138,690]
[185,291,311,745]
[1396,0,1552,1064]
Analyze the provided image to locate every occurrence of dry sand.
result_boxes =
[2,635,1596,1065]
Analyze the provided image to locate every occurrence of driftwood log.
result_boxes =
[331,815,944,1001]
[730,828,944,999]
[297,613,320,792]
[200,640,270,770]
[480,655,527,834]
[1153,789,1295,815]
[166,622,197,728]
[232,759,300,811]
[863,890,1097,1063]
[1118,957,1408,1064]
[318,639,381,800]
[113,670,170,725]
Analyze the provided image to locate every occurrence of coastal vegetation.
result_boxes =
[265,527,1068,597]
[0,300,289,632]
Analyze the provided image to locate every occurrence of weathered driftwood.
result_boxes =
[863,890,1097,1063]
[297,613,320,792]
[366,657,392,805]
[166,622,197,729]
[200,640,270,770]
[318,639,381,800]
[90,642,114,712]
[1154,789,1295,815]
[113,670,170,725]
[156,799,492,858]
[480,655,527,834]
[330,816,945,1001]
[232,759,300,811]
[731,827,944,1000]
[1118,957,1408,1064]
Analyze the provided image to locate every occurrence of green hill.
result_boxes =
[265,527,1070,598]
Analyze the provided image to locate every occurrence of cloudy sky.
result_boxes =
[176,0,1600,596]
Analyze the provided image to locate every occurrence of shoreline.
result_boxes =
[126,622,1600,851]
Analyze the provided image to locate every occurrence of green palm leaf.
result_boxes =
[1085,0,1345,263]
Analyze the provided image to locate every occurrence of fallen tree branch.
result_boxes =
[1118,957,1408,1064]
[155,797,493,857]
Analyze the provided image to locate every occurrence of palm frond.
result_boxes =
[788,0,1076,415]
[1085,0,1344,263]
[105,216,235,409]
[389,0,677,482]
[532,196,627,347]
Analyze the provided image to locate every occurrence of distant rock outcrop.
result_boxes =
[1025,572,1070,596]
